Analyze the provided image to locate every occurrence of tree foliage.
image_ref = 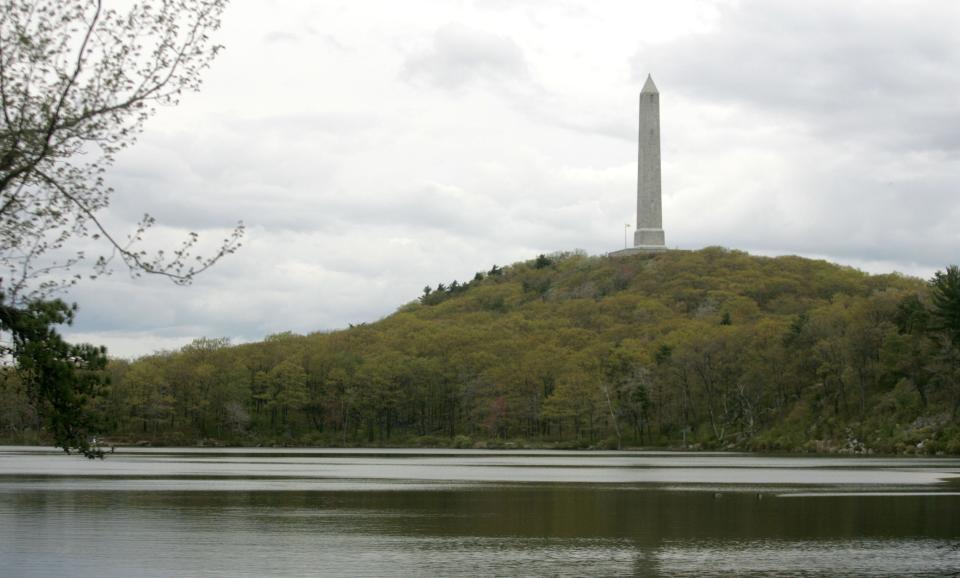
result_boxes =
[0,0,242,301]
[6,249,956,455]
[0,295,107,457]
[0,0,240,455]
[929,265,960,345]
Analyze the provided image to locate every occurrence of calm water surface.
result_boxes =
[1,447,958,577]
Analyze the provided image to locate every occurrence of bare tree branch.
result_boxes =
[0,0,240,304]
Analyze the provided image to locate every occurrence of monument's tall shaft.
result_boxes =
[634,74,665,248]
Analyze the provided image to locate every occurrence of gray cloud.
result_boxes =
[639,0,960,153]
[402,23,533,91]
[263,31,300,45]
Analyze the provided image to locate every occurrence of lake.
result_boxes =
[1,447,958,577]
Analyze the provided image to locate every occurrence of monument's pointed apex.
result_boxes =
[641,74,659,94]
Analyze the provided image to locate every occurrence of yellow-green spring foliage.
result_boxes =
[6,248,958,454]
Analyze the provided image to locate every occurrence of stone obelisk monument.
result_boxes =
[612,74,667,255]
[635,74,665,248]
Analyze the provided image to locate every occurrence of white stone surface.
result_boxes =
[634,74,665,248]
[608,245,667,257]
[634,227,665,246]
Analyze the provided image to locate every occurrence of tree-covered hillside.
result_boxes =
[3,248,958,454]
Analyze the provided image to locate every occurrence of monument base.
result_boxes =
[634,228,665,246]
[610,227,667,256]
[609,245,668,257]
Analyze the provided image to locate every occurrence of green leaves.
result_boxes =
[929,265,960,345]
[0,0,240,300]
[5,250,956,454]
[0,293,107,458]
[0,0,241,456]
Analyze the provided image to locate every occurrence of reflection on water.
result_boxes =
[658,539,960,577]
[0,447,958,577]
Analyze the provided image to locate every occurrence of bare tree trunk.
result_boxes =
[600,383,621,449]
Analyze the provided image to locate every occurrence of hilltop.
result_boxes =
[4,247,958,454]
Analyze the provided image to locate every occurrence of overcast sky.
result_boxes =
[61,0,960,358]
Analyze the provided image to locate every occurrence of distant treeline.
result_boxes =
[3,248,959,454]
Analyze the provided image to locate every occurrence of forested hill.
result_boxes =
[8,247,959,454]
